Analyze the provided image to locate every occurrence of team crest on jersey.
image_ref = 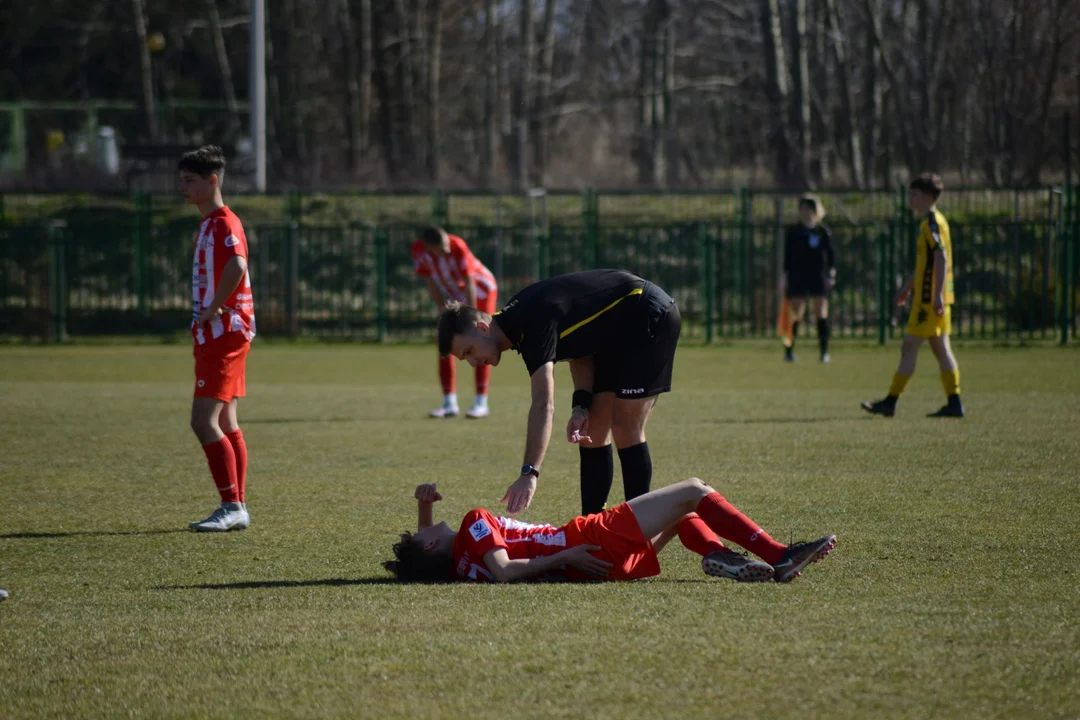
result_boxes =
[469,519,492,541]
[224,234,240,247]
[808,234,820,248]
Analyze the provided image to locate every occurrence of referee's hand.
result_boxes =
[566,408,592,444]
[501,475,536,515]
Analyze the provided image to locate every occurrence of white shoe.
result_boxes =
[0,589,8,601]
[466,401,489,419]
[189,503,250,532]
[820,353,831,363]
[429,404,459,418]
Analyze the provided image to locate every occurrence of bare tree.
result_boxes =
[131,0,157,140]
[427,0,443,182]
[204,0,241,138]
[481,0,498,188]
[514,0,535,191]
[339,0,364,174]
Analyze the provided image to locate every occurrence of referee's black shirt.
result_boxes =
[783,224,836,278]
[493,269,647,375]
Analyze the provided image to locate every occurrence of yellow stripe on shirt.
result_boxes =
[559,287,643,339]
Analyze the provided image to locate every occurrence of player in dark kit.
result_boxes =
[437,269,682,517]
[781,194,836,363]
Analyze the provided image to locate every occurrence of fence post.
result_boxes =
[376,228,388,342]
[877,225,889,345]
[49,220,68,342]
[285,221,299,337]
[430,190,449,226]
[494,195,504,286]
[700,222,714,344]
[583,187,599,269]
[285,189,302,225]
[134,190,151,317]
[1063,184,1075,344]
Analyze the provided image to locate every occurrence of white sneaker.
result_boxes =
[820,353,831,363]
[466,400,489,419]
[0,589,8,601]
[429,404,459,418]
[189,503,250,532]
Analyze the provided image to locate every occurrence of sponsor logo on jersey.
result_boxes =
[197,379,206,388]
[224,234,240,247]
[469,519,492,541]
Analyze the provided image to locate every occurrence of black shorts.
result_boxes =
[593,283,681,399]
[785,273,828,298]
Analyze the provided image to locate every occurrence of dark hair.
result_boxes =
[421,226,448,246]
[909,172,944,200]
[437,301,485,357]
[798,193,825,219]
[382,532,454,582]
[178,145,227,178]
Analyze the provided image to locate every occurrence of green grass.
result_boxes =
[1,342,1078,719]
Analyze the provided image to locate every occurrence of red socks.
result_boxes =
[678,514,726,557]
[439,355,456,394]
[695,492,786,564]
[202,437,239,504]
[225,430,248,503]
[475,363,491,396]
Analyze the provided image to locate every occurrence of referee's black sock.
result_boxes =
[618,442,653,502]
[580,445,614,515]
[817,318,830,356]
[791,321,800,350]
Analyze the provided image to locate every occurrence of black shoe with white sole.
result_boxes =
[702,549,775,583]
[773,535,836,583]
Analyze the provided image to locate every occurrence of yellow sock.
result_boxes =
[940,370,960,396]
[888,373,911,398]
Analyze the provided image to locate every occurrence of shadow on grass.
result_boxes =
[243,417,356,424]
[703,417,870,425]
[157,577,398,590]
[0,529,189,540]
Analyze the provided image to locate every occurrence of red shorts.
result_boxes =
[193,333,250,402]
[564,503,661,582]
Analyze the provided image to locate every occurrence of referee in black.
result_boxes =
[437,269,681,516]
[782,194,836,363]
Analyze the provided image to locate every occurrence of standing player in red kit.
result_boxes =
[412,226,497,418]
[179,146,256,532]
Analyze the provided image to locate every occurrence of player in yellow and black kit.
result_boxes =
[862,173,964,418]
[437,269,681,517]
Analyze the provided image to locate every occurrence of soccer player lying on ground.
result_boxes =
[384,480,836,584]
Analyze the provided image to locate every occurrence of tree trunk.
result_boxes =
[514,0,534,191]
[662,9,678,188]
[826,0,865,187]
[792,0,811,187]
[427,0,442,183]
[413,0,429,172]
[761,0,792,184]
[204,0,241,138]
[131,0,157,140]
[393,0,415,172]
[531,0,556,187]
[481,0,498,188]
[372,5,400,181]
[359,0,373,156]
[338,0,363,173]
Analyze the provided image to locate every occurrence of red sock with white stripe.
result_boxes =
[225,430,247,504]
[202,438,239,504]
[695,492,786,564]
[677,513,726,557]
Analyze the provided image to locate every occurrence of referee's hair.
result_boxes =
[798,193,825,220]
[437,301,484,357]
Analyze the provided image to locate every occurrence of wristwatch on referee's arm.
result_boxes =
[520,464,540,479]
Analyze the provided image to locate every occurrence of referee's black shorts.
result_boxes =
[785,272,828,298]
[593,282,681,400]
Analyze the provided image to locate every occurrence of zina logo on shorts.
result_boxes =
[622,388,645,394]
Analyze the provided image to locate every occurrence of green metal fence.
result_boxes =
[2,188,1078,343]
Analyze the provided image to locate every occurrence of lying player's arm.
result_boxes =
[426,278,444,308]
[198,256,247,324]
[932,248,947,314]
[482,545,611,583]
[463,275,477,307]
[414,483,442,530]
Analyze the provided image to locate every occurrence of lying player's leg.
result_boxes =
[628,478,835,582]
[650,512,773,582]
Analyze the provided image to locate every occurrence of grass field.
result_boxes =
[1,341,1078,719]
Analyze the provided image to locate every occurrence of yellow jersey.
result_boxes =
[913,210,954,306]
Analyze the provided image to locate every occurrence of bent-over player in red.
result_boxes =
[384,480,836,584]
[179,146,256,532]
[412,226,498,418]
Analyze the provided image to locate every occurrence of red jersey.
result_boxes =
[452,509,572,582]
[191,206,256,346]
[411,234,497,302]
